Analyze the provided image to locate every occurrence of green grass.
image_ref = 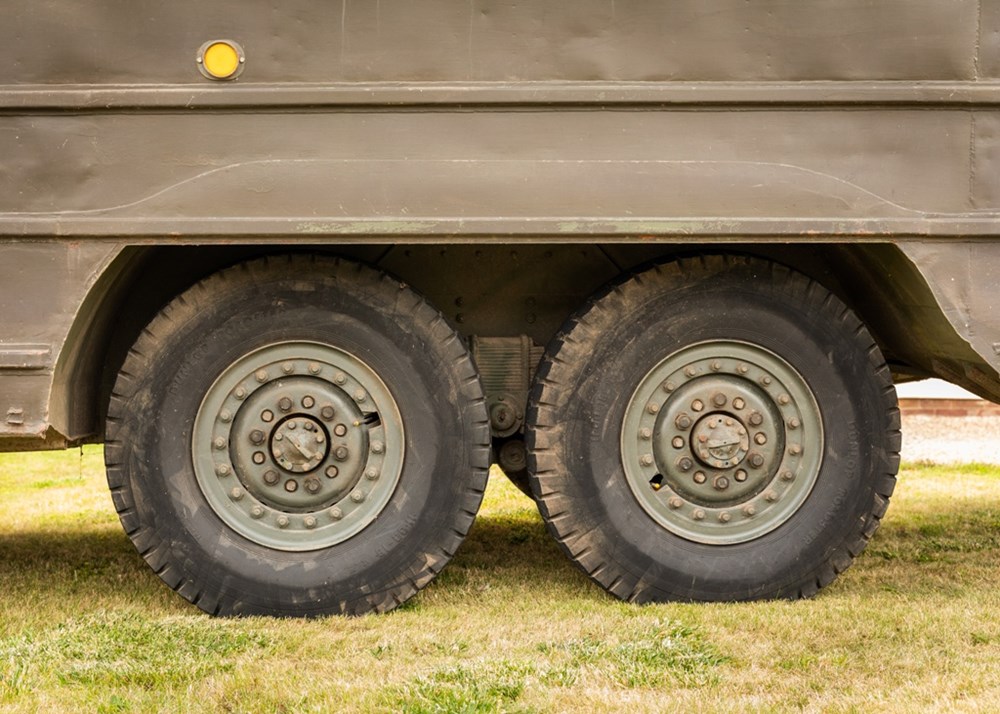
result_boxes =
[1,447,1000,712]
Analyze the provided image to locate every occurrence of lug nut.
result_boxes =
[261,410,274,423]
[692,509,705,521]
[325,465,339,479]
[760,376,772,386]
[737,364,749,374]
[693,471,706,484]
[778,394,790,406]
[305,479,321,494]
[712,393,727,407]
[789,444,802,456]
[351,490,365,503]
[641,454,654,467]
[713,476,730,491]
[781,470,795,481]
[229,488,243,501]
[735,469,748,482]
[302,396,315,409]
[287,420,297,430]
[748,453,765,468]
[719,512,731,523]
[335,446,350,461]
[639,427,652,440]
[691,400,705,412]
[710,360,722,372]
[330,507,343,520]
[213,437,226,450]
[250,429,265,445]
[334,372,347,385]
[215,464,231,477]
[669,497,683,509]
[365,468,379,481]
[334,424,348,437]
[677,457,694,472]
[748,412,763,426]
[281,362,294,374]
[788,417,801,430]
[304,516,317,529]
[308,362,321,374]
[255,369,268,383]
[646,402,660,415]
[662,381,676,392]
[754,433,767,445]
[371,441,384,454]
[276,515,289,528]
[671,436,684,449]
[278,397,293,412]
[252,452,266,465]
[685,366,697,377]
[250,505,264,519]
[219,410,232,423]
[263,470,279,485]
[732,398,745,410]
[765,490,779,502]
[321,406,335,421]
[743,504,757,517]
[285,480,298,493]
[675,414,692,430]
[354,389,367,402]
[234,386,247,399]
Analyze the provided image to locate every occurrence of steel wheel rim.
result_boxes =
[192,341,404,551]
[621,340,823,545]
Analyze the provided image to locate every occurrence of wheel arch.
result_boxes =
[50,246,278,442]
[47,240,1000,445]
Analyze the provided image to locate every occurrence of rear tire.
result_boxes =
[105,255,490,616]
[526,255,900,602]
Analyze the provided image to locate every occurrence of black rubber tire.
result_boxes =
[526,255,900,602]
[105,255,490,616]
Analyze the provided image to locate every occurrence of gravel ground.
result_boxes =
[901,414,1000,464]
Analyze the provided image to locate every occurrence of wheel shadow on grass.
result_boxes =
[0,529,185,615]
[450,512,589,585]
[0,508,595,615]
[3,470,998,614]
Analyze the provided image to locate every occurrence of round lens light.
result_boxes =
[198,40,244,80]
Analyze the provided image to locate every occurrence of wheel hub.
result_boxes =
[270,415,329,472]
[691,413,749,468]
[622,340,823,544]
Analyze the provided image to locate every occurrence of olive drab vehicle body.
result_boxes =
[2,1,999,614]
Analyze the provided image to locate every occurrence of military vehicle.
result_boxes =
[2,1,999,616]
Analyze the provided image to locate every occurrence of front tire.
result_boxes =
[527,255,900,602]
[105,255,490,616]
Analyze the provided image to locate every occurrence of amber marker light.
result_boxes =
[197,40,245,80]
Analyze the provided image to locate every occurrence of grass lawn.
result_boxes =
[1,447,999,712]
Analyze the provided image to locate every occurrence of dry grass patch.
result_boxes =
[1,447,999,712]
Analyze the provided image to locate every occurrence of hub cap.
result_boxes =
[621,341,823,544]
[192,341,404,551]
